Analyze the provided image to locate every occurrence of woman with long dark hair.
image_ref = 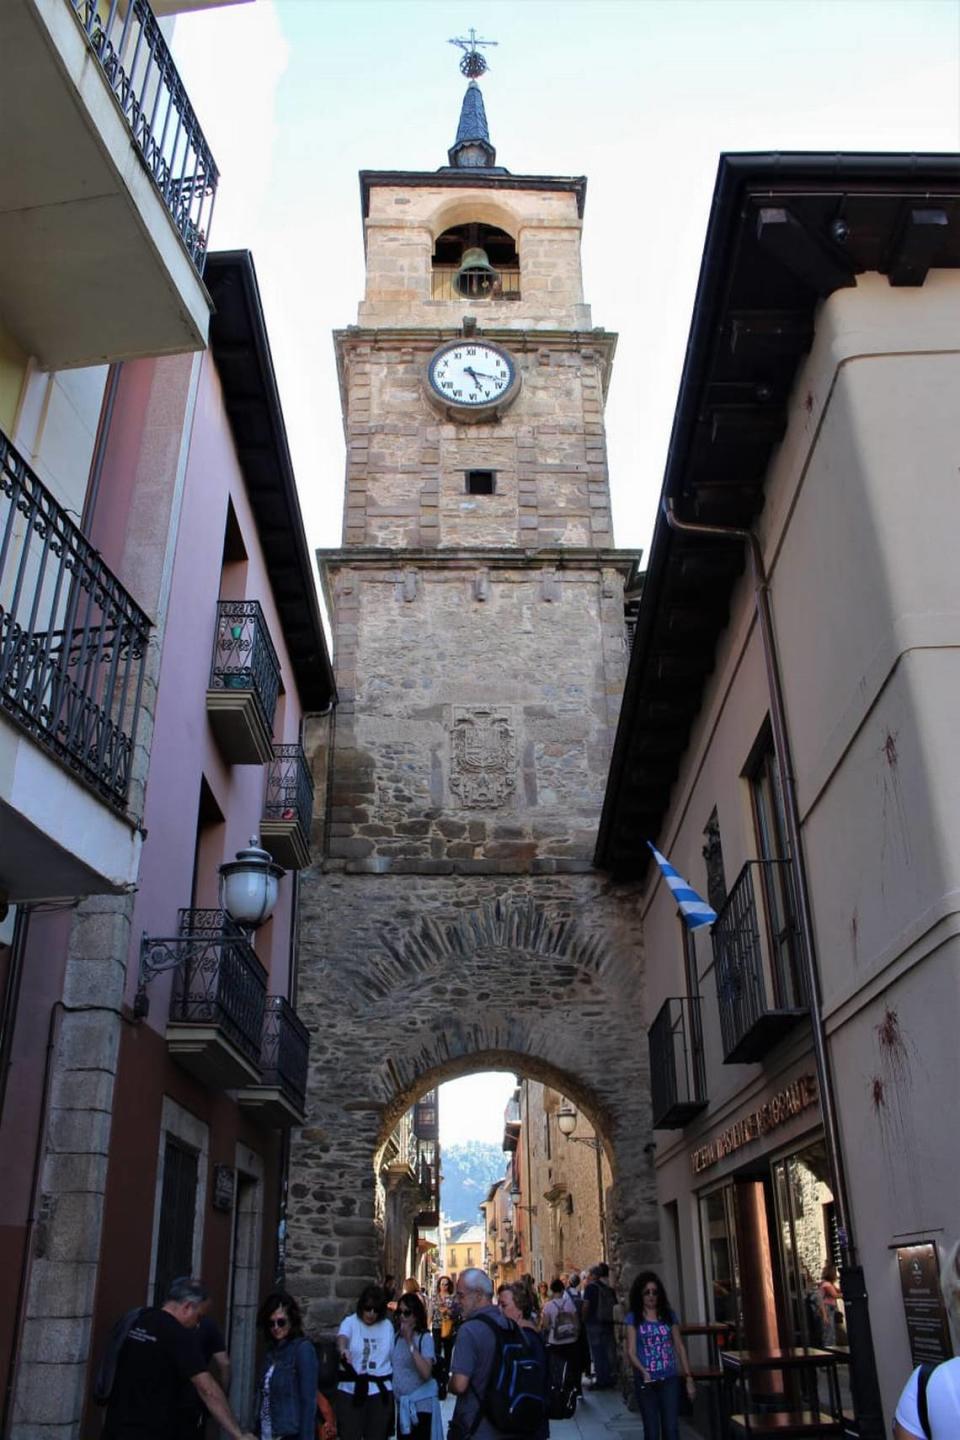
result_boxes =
[336,1285,395,1440]
[392,1292,441,1440]
[625,1273,695,1440]
[254,1290,319,1440]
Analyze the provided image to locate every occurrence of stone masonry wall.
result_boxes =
[336,331,615,551]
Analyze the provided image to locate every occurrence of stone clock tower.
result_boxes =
[292,61,655,1326]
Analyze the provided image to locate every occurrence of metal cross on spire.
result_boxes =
[448,28,497,79]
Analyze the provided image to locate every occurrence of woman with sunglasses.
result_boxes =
[254,1290,319,1440]
[392,1293,442,1440]
[625,1273,695,1440]
[429,1276,459,1399]
[336,1286,395,1440]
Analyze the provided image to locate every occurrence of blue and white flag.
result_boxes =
[647,842,717,930]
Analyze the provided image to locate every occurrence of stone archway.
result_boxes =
[289,875,658,1332]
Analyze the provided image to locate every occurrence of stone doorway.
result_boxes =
[288,878,657,1334]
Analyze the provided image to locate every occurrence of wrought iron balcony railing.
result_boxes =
[137,909,267,1070]
[66,0,219,270]
[259,995,309,1113]
[209,600,281,735]
[1,431,151,811]
[649,995,708,1129]
[264,743,313,828]
[711,859,807,1065]
[430,267,521,302]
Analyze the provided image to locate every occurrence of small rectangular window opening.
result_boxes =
[465,470,496,495]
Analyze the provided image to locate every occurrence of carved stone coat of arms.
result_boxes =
[449,706,516,809]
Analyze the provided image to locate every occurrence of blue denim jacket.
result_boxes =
[256,1337,319,1440]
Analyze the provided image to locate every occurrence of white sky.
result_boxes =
[172,0,960,573]
[438,1071,519,1146]
[170,1,959,1135]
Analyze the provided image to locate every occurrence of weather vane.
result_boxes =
[448,28,497,79]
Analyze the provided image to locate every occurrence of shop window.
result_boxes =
[771,1141,839,1349]
[700,1186,741,1331]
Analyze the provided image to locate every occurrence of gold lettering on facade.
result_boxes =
[690,1074,818,1174]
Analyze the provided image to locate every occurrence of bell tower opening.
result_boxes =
[432,223,521,302]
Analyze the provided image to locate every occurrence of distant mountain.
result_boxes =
[441,1140,507,1224]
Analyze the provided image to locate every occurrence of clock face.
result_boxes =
[427,342,516,409]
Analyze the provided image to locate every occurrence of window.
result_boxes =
[154,1137,199,1303]
[747,725,803,1008]
[465,470,496,495]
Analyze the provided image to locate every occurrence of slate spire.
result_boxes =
[448,80,496,168]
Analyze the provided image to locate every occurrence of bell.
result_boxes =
[453,246,500,297]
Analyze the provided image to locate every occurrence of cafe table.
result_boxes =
[719,1347,844,1437]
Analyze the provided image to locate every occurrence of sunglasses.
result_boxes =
[269,1318,290,1330]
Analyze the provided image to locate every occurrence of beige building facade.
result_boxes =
[597,154,960,1436]
[514,1080,613,1283]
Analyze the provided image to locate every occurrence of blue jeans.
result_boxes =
[634,1374,681,1440]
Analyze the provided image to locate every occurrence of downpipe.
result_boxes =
[663,498,885,1438]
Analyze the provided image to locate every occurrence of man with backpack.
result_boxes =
[583,1264,617,1391]
[894,1356,960,1438]
[448,1268,548,1440]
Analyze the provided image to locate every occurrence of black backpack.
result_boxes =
[469,1314,549,1436]
[917,1362,937,1440]
[92,1307,144,1405]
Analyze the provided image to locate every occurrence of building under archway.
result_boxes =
[289,73,653,1333]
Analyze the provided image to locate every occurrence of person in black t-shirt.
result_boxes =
[103,1277,253,1440]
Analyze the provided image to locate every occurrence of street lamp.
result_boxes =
[556,1103,607,1262]
[510,1181,537,1216]
[218,838,284,928]
[134,837,284,1018]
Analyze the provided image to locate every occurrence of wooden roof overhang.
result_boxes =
[595,152,960,880]
[204,251,336,713]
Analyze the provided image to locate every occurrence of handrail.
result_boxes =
[66,0,219,269]
[0,429,151,811]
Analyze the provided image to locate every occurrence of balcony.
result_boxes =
[430,266,521,302]
[0,430,149,900]
[146,908,267,1089]
[0,0,217,369]
[712,859,808,1064]
[237,995,310,1127]
[206,601,281,765]
[649,996,708,1129]
[260,744,313,869]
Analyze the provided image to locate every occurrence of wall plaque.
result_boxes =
[897,1243,953,1365]
[449,706,516,809]
[212,1164,236,1212]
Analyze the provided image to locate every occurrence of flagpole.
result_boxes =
[663,498,885,1440]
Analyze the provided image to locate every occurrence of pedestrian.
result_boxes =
[449,1268,546,1440]
[625,1272,696,1440]
[818,1265,841,1346]
[336,1285,394,1440]
[894,1357,960,1437]
[182,1298,232,1437]
[541,1278,582,1405]
[392,1292,441,1440]
[254,1290,319,1440]
[583,1265,617,1390]
[102,1276,254,1440]
[430,1275,459,1398]
[567,1274,590,1389]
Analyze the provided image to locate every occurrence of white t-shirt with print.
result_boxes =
[337,1314,395,1394]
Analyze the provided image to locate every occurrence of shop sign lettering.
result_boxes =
[690,1074,818,1174]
